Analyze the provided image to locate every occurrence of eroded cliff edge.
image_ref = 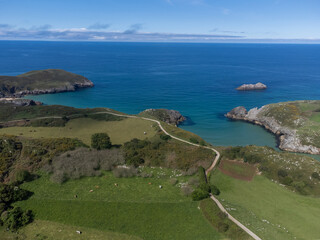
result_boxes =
[226,101,320,155]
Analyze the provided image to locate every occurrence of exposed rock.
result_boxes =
[0,98,42,106]
[226,106,320,155]
[236,82,267,91]
[140,109,186,126]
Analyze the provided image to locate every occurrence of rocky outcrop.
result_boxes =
[226,106,320,155]
[140,109,186,126]
[0,98,42,106]
[236,82,267,91]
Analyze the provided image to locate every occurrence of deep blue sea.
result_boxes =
[1,41,320,148]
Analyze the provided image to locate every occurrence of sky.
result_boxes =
[0,0,319,43]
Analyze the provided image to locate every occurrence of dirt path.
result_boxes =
[1,111,262,240]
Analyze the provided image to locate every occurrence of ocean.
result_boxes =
[1,41,320,148]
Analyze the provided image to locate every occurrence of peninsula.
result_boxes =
[226,100,320,154]
[0,69,94,98]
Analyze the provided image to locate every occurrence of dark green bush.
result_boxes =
[278,169,288,178]
[189,138,199,144]
[192,189,210,201]
[217,222,229,232]
[160,134,171,141]
[312,172,320,180]
[211,184,221,196]
[14,170,32,183]
[91,133,112,150]
[1,207,33,231]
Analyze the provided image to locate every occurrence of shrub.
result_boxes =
[217,222,229,232]
[312,172,320,180]
[192,189,210,201]
[1,207,33,231]
[211,184,220,196]
[14,170,32,183]
[189,138,199,144]
[44,148,124,183]
[160,134,171,141]
[112,167,137,178]
[91,133,112,150]
[280,176,293,186]
[278,169,288,178]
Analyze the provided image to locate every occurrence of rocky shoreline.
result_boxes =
[0,69,94,98]
[226,106,320,155]
[140,109,186,126]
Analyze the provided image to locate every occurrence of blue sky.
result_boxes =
[0,0,319,42]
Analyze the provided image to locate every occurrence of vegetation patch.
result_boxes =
[200,198,251,240]
[218,159,257,181]
[211,170,320,240]
[221,146,320,196]
[0,220,142,240]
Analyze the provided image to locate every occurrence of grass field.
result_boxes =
[0,118,157,145]
[13,168,224,240]
[218,159,257,181]
[1,220,141,240]
[210,170,320,240]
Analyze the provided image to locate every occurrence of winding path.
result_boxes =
[1,111,262,240]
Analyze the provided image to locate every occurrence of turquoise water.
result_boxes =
[1,41,320,147]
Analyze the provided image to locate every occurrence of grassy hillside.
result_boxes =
[13,169,224,240]
[1,220,141,240]
[258,100,320,149]
[210,170,320,240]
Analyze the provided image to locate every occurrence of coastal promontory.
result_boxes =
[226,100,320,154]
[0,69,94,98]
[236,82,267,91]
[139,108,186,126]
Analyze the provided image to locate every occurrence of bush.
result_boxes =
[278,169,288,178]
[217,222,229,232]
[14,170,32,183]
[1,207,33,231]
[189,138,199,144]
[91,133,112,150]
[280,176,293,186]
[160,134,171,141]
[312,172,320,180]
[211,184,220,196]
[192,189,210,201]
[112,167,137,178]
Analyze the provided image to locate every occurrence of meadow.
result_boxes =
[210,169,320,240]
[12,168,224,240]
[0,118,157,145]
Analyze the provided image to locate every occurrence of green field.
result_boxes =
[1,220,141,240]
[13,169,224,240]
[210,170,320,240]
[0,118,157,145]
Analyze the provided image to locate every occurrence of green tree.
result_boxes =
[1,207,33,231]
[91,133,112,150]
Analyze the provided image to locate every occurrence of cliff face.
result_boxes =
[226,105,320,155]
[0,69,94,98]
[140,109,186,126]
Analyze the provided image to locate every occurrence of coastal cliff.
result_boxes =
[0,69,94,98]
[226,101,320,155]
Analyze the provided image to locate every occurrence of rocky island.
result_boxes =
[0,69,94,98]
[139,108,186,126]
[236,82,267,91]
[226,101,320,154]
